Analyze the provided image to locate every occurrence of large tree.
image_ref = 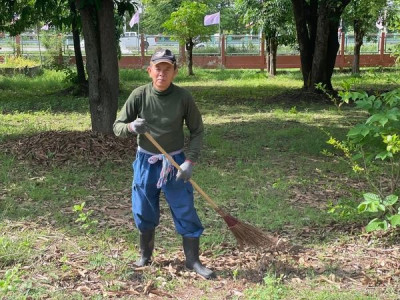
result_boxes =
[291,0,351,91]
[76,0,120,134]
[342,0,387,74]
[235,0,295,76]
[163,1,214,76]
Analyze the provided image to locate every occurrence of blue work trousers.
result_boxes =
[131,150,204,238]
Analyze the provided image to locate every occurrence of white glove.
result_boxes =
[129,118,148,134]
[176,160,193,181]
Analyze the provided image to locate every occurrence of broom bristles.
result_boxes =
[222,213,284,249]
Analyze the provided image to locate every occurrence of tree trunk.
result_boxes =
[77,0,119,134]
[325,18,341,89]
[269,37,278,76]
[185,39,194,76]
[291,0,317,88]
[352,20,363,74]
[70,0,86,87]
[57,34,63,66]
[291,0,350,91]
[266,38,271,74]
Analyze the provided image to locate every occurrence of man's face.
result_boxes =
[147,62,177,91]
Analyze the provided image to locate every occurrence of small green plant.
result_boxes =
[0,265,22,296]
[232,268,239,281]
[326,87,400,232]
[73,202,98,232]
[391,42,400,66]
[357,193,400,232]
[315,82,344,110]
[289,106,298,114]
[244,272,286,300]
[316,80,358,111]
[327,198,359,221]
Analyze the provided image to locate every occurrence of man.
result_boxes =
[113,49,215,279]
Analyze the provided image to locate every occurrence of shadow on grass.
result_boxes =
[1,83,335,115]
[0,113,364,247]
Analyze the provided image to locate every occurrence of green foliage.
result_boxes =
[39,32,66,69]
[357,193,400,232]
[0,0,38,36]
[73,202,98,233]
[347,89,400,161]
[234,0,295,46]
[316,82,350,110]
[0,235,33,268]
[391,43,400,67]
[162,1,214,46]
[0,55,39,68]
[140,0,183,34]
[386,0,400,33]
[141,0,241,35]
[0,265,22,296]
[327,198,359,221]
[244,273,287,300]
[327,87,400,232]
[342,0,387,35]
[226,42,258,54]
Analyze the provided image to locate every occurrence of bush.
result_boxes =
[327,88,400,232]
[0,56,39,68]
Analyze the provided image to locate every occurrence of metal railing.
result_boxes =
[1,32,399,57]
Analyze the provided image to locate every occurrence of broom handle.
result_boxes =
[144,132,221,213]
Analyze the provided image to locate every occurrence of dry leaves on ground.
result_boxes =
[0,130,136,165]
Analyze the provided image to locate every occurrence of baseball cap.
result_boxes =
[150,49,176,66]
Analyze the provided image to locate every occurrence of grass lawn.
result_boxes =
[1,66,400,299]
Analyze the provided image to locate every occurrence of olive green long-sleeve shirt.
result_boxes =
[113,82,204,162]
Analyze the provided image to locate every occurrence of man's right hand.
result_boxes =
[129,118,148,134]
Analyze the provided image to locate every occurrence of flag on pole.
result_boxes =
[129,11,140,27]
[204,12,220,26]
[375,17,384,30]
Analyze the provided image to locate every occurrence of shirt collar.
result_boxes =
[151,83,174,96]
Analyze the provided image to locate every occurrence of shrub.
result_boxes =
[326,88,400,232]
[0,56,39,68]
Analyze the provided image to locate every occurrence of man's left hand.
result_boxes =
[176,160,193,181]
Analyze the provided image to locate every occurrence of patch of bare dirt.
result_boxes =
[0,130,136,165]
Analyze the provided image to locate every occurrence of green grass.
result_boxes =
[1,67,400,299]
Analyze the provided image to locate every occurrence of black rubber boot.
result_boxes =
[183,237,216,279]
[135,229,155,267]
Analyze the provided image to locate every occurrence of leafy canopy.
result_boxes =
[162,1,215,44]
[142,0,242,35]
[234,0,295,45]
[342,0,387,34]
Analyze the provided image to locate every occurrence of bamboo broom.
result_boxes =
[144,132,283,249]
